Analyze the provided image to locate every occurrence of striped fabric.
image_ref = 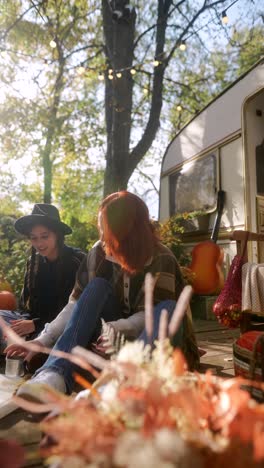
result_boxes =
[233,331,264,400]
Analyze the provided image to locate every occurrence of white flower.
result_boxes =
[114,432,173,468]
[100,380,119,403]
[154,429,204,467]
[116,340,151,366]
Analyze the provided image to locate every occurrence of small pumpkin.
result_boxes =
[0,290,17,311]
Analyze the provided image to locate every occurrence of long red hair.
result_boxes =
[99,191,158,274]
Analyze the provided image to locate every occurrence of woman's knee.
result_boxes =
[79,278,113,302]
[82,277,112,294]
[76,277,116,314]
[153,300,177,317]
[152,300,184,343]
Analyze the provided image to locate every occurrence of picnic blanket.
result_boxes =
[242,262,264,316]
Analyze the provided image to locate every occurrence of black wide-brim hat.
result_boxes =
[15,203,72,236]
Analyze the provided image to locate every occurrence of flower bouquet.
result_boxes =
[12,339,264,468]
[1,282,264,468]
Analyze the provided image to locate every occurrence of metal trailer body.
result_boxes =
[159,60,264,270]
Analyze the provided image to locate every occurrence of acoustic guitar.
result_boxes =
[190,190,225,295]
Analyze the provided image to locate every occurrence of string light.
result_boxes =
[11,0,237,86]
[176,105,182,112]
[2,0,238,80]
[77,66,86,75]
[179,41,186,51]
[49,39,57,48]
[221,10,229,24]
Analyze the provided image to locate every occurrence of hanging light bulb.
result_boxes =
[77,66,86,75]
[108,68,113,74]
[221,10,229,24]
[153,60,160,67]
[179,41,186,51]
[108,74,114,80]
[98,73,104,81]
[130,68,136,75]
[143,87,148,95]
[116,72,122,78]
[176,105,182,112]
[49,39,57,48]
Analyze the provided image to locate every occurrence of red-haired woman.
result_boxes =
[6,192,199,397]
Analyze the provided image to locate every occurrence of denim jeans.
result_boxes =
[37,278,184,393]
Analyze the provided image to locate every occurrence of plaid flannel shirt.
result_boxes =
[72,240,199,369]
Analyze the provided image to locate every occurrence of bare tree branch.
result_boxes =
[136,166,159,195]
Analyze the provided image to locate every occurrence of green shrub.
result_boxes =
[0,215,28,297]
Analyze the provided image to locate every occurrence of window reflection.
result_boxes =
[169,154,217,215]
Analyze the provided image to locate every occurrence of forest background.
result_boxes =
[0,0,263,295]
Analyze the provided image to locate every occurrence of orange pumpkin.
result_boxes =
[0,291,17,311]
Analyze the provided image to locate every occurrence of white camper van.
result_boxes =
[159,59,264,269]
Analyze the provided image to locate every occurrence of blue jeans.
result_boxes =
[37,278,184,393]
[0,310,30,351]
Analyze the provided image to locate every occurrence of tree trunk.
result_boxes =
[102,0,136,196]
[101,0,227,196]
[42,135,53,204]
[102,0,173,196]
[41,44,65,203]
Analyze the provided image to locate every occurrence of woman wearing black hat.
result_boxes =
[0,203,85,349]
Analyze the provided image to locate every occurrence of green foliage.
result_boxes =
[158,210,210,264]
[158,212,198,266]
[169,25,264,134]
[0,0,261,206]
[66,216,99,253]
[0,0,104,206]
[158,211,210,285]
[0,1,261,272]
[233,26,264,73]
[0,215,28,297]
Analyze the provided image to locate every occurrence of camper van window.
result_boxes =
[169,153,217,216]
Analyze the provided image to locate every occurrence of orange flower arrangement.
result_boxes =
[11,339,264,468]
[1,282,264,468]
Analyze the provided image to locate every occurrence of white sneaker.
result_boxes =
[16,370,66,404]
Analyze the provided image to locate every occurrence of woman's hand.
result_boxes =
[4,343,29,359]
[4,340,43,361]
[91,322,117,358]
[10,319,35,336]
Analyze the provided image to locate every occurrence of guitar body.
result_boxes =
[190,240,224,294]
[189,190,225,295]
